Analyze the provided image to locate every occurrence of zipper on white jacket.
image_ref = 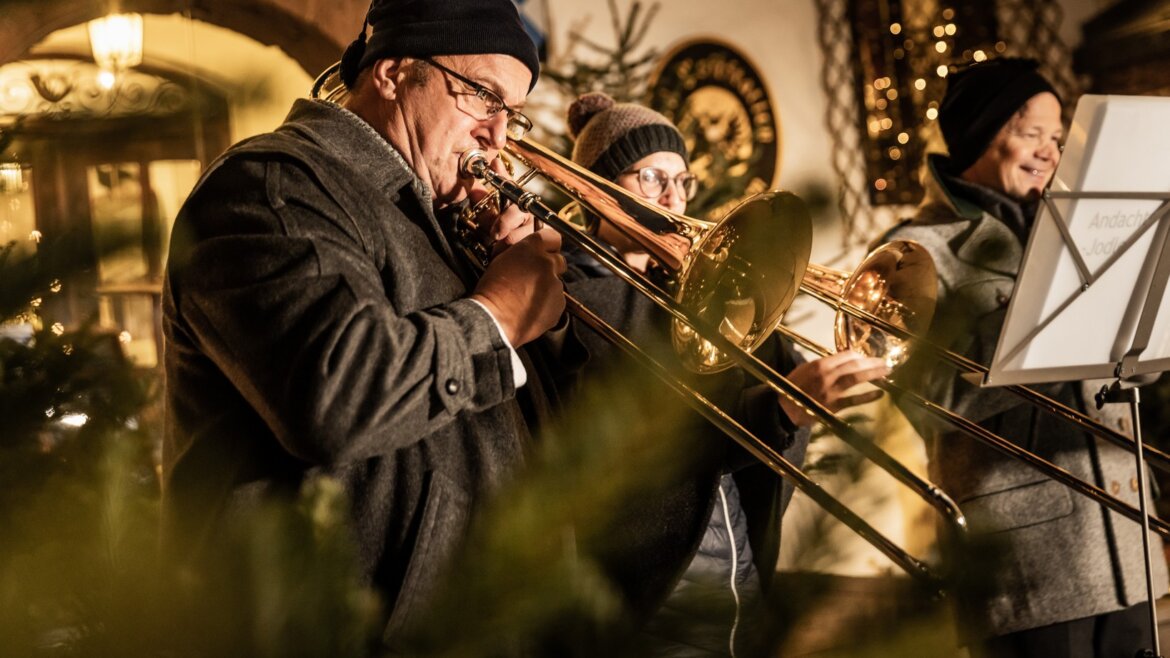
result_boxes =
[719,482,740,658]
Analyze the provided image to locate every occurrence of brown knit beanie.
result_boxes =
[568,92,688,181]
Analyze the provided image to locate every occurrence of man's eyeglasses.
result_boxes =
[621,167,699,201]
[424,58,534,140]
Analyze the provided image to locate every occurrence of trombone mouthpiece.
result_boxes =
[460,149,490,178]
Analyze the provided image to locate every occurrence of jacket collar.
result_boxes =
[260,99,485,277]
[922,154,984,221]
[283,99,466,254]
[921,155,1024,276]
[924,153,1038,245]
[276,99,429,204]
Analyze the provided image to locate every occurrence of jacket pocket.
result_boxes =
[960,478,1074,535]
[382,471,471,645]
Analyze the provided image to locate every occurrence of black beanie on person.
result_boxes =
[339,0,541,92]
[938,57,1059,175]
[567,92,688,181]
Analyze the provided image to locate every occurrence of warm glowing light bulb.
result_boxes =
[0,163,22,193]
[87,13,143,73]
[96,69,117,90]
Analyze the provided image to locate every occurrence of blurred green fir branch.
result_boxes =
[0,235,382,656]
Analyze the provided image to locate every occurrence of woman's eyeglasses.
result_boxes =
[425,58,534,140]
[622,167,699,201]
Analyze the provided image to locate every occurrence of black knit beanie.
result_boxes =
[939,58,1059,175]
[567,92,688,181]
[339,0,540,92]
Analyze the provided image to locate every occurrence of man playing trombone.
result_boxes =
[882,57,1168,658]
[161,0,568,649]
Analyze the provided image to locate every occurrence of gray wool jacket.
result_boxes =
[884,155,1167,640]
[162,99,542,645]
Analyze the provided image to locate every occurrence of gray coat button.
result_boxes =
[445,379,460,395]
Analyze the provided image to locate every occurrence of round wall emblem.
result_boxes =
[646,39,779,220]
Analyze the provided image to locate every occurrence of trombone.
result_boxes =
[460,140,968,585]
[797,257,1170,538]
[310,63,962,588]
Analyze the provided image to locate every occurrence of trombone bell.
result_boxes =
[835,241,936,368]
[673,192,812,372]
[503,137,813,373]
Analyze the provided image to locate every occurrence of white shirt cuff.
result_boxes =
[469,298,527,389]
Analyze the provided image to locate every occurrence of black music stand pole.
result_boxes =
[1098,380,1162,658]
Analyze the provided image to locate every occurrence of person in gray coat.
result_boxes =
[882,57,1168,657]
[161,0,569,649]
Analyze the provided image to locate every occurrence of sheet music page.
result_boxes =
[988,95,1170,386]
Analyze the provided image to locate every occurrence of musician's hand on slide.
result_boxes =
[779,351,890,427]
[491,202,538,251]
[472,228,566,347]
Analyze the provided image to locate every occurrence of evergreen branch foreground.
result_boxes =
[0,236,706,657]
[0,234,963,657]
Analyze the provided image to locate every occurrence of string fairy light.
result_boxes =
[853,2,1007,204]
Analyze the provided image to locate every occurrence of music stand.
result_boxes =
[985,94,1170,657]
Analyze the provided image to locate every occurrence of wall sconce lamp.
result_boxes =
[0,163,24,194]
[87,13,143,89]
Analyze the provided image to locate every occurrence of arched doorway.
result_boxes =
[0,0,366,76]
[1,13,318,368]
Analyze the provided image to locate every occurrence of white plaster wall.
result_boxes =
[538,0,835,215]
